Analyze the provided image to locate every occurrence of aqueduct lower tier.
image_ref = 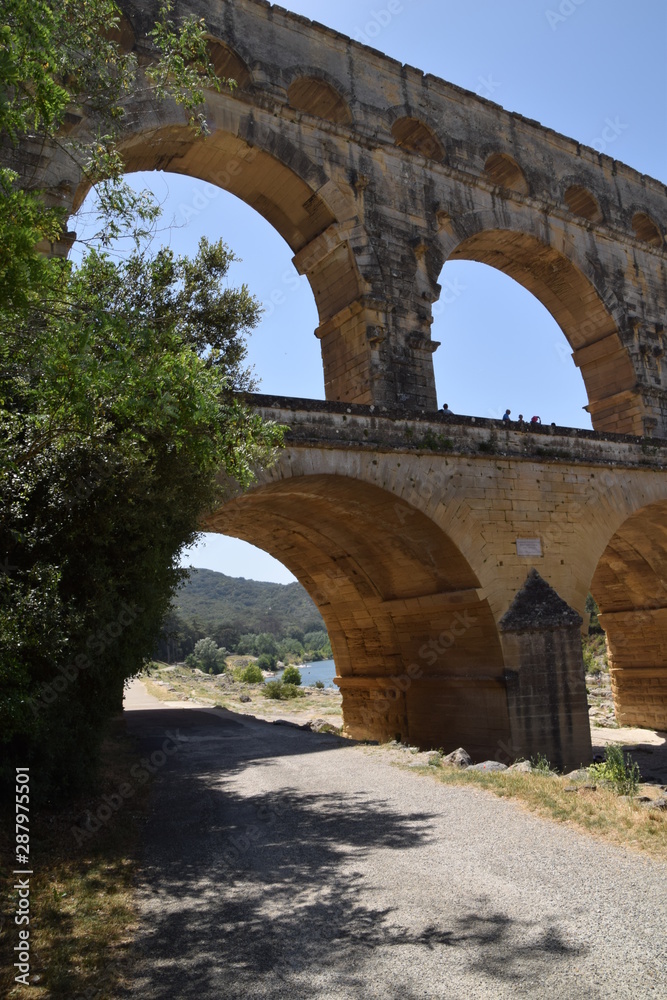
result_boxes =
[206,398,667,769]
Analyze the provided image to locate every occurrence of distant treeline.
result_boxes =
[156,568,327,662]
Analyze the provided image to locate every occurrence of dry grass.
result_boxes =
[143,664,343,723]
[0,718,149,999]
[408,763,667,860]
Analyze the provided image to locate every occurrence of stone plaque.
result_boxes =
[516,538,543,557]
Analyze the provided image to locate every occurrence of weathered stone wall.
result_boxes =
[13,0,667,434]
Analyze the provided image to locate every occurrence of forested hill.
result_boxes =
[173,568,325,639]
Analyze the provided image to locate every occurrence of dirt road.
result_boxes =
[118,680,667,999]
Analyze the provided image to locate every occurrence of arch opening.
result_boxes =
[564,184,603,223]
[73,124,336,254]
[287,77,352,125]
[206,474,510,755]
[591,500,667,731]
[437,229,639,434]
[484,153,529,195]
[71,169,323,399]
[632,211,663,247]
[391,117,445,162]
[206,39,253,90]
[70,115,373,400]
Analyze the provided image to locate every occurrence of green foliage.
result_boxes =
[314,680,325,689]
[191,638,226,675]
[281,665,302,686]
[303,630,328,649]
[256,652,277,671]
[173,569,324,640]
[240,664,264,684]
[262,681,306,701]
[589,743,642,796]
[582,631,608,676]
[585,592,603,633]
[0,0,284,801]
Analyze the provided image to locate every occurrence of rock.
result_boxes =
[467,761,508,773]
[508,760,533,773]
[577,784,597,792]
[193,668,206,676]
[563,768,590,781]
[564,786,579,793]
[272,719,302,729]
[442,748,472,768]
[239,694,251,703]
[306,719,340,734]
[647,797,667,811]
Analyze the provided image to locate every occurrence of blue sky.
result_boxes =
[74,0,667,584]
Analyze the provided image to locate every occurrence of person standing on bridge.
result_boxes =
[502,409,512,422]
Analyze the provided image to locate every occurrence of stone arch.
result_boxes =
[391,116,445,162]
[632,211,663,247]
[564,184,603,223]
[206,474,510,755]
[484,153,529,195]
[287,76,353,125]
[70,109,388,401]
[206,39,253,90]
[591,499,667,730]
[443,228,641,434]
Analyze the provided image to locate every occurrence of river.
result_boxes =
[271,658,337,688]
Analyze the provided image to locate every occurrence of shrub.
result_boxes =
[281,665,302,686]
[263,681,305,700]
[240,664,264,684]
[256,652,277,671]
[530,753,552,775]
[191,637,226,674]
[314,680,325,689]
[589,743,641,795]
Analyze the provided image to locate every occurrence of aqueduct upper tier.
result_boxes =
[16,0,667,436]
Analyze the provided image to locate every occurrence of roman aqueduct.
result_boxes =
[16,0,667,766]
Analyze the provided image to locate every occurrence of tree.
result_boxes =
[191,638,227,675]
[282,666,302,686]
[0,1,283,800]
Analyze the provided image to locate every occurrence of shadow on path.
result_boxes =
[114,705,589,1000]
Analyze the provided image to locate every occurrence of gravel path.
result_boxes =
[118,681,667,1000]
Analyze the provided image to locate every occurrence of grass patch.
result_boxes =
[406,764,667,860]
[0,717,148,999]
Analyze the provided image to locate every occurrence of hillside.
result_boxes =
[172,568,325,639]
